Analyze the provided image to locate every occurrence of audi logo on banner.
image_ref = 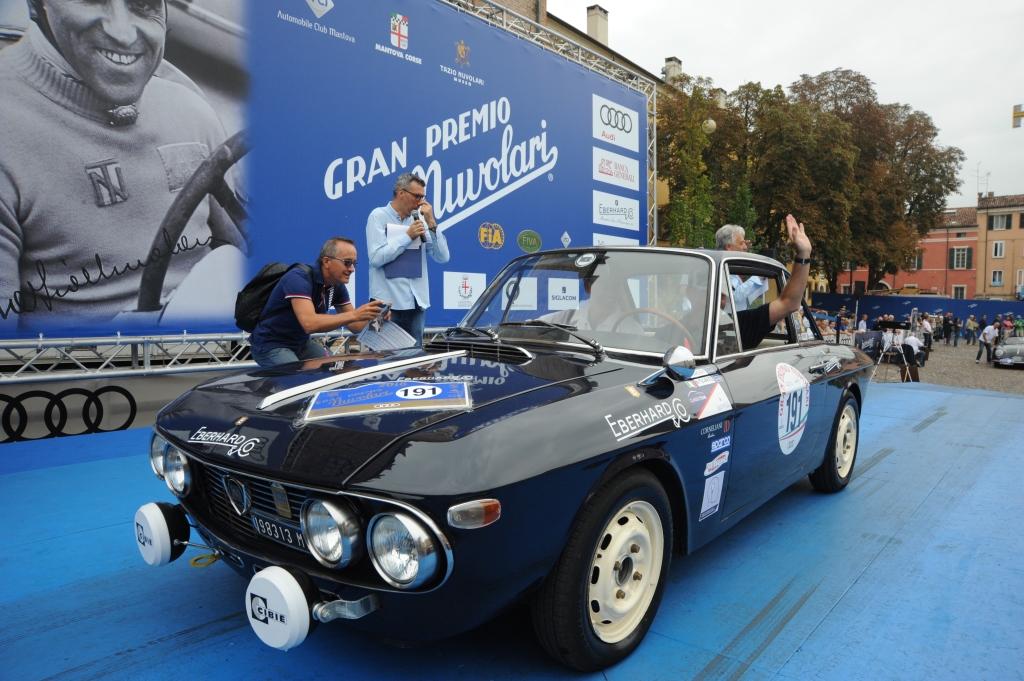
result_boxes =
[599,104,633,133]
[1,386,137,442]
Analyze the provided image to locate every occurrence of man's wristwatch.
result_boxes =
[794,256,812,265]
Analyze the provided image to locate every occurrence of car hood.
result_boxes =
[156,346,628,489]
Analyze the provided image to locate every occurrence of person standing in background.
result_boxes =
[366,173,450,347]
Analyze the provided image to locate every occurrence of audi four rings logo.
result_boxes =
[1,386,137,442]
[600,105,633,132]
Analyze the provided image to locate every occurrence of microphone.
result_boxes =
[411,209,427,243]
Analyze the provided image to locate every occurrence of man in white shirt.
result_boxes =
[976,321,998,363]
[857,314,868,333]
[715,224,768,311]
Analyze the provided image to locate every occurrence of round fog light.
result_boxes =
[300,499,362,568]
[369,512,438,589]
[164,448,191,497]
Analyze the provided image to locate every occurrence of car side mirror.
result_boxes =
[662,345,696,380]
[637,345,696,387]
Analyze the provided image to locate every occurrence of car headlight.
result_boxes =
[164,447,191,497]
[369,512,439,589]
[300,499,362,568]
[995,348,1005,358]
[149,433,170,479]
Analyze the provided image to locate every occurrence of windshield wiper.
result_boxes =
[444,325,499,341]
[499,320,604,357]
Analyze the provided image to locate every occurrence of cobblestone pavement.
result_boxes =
[871,337,1024,395]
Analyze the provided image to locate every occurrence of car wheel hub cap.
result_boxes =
[835,405,857,477]
[588,500,664,643]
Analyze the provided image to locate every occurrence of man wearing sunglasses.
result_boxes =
[249,237,384,368]
[366,173,450,346]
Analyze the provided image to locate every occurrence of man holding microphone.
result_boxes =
[366,173,450,346]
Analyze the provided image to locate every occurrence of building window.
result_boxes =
[1017,269,1024,288]
[953,247,968,269]
[952,285,966,299]
[992,270,1004,287]
[993,241,1005,258]
[911,250,923,270]
[992,214,1011,230]
[956,232,967,238]
[841,284,851,294]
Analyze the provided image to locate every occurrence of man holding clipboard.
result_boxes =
[366,173,450,346]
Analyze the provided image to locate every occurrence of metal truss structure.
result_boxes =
[440,0,660,243]
[0,333,256,385]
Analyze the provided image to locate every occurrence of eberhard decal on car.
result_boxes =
[604,397,690,442]
[134,246,872,672]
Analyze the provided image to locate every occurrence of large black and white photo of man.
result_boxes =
[0,0,247,333]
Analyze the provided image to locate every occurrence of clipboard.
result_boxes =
[383,222,423,279]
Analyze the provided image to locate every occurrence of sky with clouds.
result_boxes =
[546,0,1024,208]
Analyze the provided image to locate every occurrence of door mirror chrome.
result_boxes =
[663,345,696,379]
[638,345,696,387]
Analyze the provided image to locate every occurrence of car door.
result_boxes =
[714,258,831,520]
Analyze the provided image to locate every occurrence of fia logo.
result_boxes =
[455,39,471,66]
[478,222,504,249]
[390,13,409,50]
[306,0,333,19]
[85,159,128,207]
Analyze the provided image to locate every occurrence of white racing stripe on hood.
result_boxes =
[258,351,468,411]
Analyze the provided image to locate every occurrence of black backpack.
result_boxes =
[234,262,312,332]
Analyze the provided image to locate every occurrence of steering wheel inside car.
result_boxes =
[136,131,249,312]
[612,308,695,350]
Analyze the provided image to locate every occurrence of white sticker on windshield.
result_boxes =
[548,278,580,310]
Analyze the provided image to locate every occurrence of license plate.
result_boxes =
[251,513,305,550]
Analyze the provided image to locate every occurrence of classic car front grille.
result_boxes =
[197,462,311,553]
[424,337,532,363]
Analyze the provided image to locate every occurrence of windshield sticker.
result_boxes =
[575,253,597,268]
[305,381,472,422]
[686,376,718,388]
[704,451,729,476]
[189,426,267,459]
[699,471,725,521]
[776,363,810,455]
[605,397,690,442]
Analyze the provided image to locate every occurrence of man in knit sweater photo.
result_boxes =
[0,0,244,331]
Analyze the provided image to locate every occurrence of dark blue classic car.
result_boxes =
[135,247,872,670]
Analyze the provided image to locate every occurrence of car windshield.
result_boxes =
[461,250,712,355]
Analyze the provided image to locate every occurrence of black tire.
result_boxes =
[809,392,859,492]
[531,469,672,671]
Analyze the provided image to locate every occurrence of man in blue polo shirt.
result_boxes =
[366,173,450,346]
[250,237,384,368]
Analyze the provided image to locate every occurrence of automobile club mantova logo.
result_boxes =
[305,0,333,19]
[390,13,409,50]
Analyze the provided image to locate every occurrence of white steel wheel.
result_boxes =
[587,500,665,643]
[835,403,857,479]
[810,392,859,493]
[531,468,673,671]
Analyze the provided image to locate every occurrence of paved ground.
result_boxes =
[873,338,1024,395]
[2,382,1022,680]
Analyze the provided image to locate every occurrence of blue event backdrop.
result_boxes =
[248,0,649,329]
[812,293,1024,321]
